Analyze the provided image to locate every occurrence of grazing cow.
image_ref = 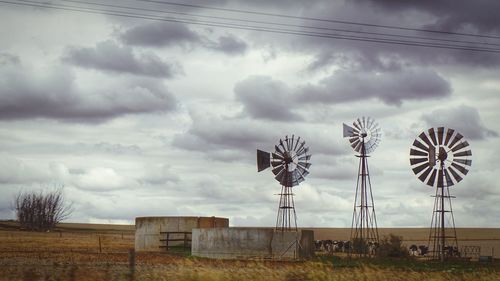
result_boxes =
[314,240,346,254]
[418,245,429,256]
[314,239,359,254]
[343,241,352,252]
[368,241,379,255]
[444,246,460,257]
[314,240,323,251]
[323,240,334,253]
[409,244,418,256]
[331,240,339,252]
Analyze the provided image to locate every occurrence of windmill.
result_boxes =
[257,135,311,232]
[343,117,381,256]
[410,127,472,261]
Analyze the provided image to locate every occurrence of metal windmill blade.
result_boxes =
[343,116,382,155]
[409,127,472,187]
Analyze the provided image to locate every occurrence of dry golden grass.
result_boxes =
[1,221,500,281]
[2,261,500,281]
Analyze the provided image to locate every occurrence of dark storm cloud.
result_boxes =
[63,40,180,78]
[1,141,142,156]
[235,75,302,121]
[306,49,409,73]
[172,112,273,154]
[302,34,500,71]
[421,105,498,140]
[363,0,500,34]
[298,68,451,106]
[120,22,201,47]
[0,63,177,122]
[206,35,248,55]
[355,1,500,68]
[172,108,345,160]
[236,0,500,70]
[232,0,320,10]
[138,164,179,185]
[0,53,20,65]
[119,21,247,55]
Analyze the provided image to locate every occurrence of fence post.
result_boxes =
[128,248,136,281]
[98,236,102,253]
[166,233,169,252]
[128,248,136,269]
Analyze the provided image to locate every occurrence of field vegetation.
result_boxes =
[0,221,499,281]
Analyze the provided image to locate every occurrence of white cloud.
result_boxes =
[75,167,129,191]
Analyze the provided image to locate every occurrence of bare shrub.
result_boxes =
[376,234,409,258]
[14,188,72,231]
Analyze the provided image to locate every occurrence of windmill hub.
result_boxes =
[438,147,447,162]
[283,151,298,171]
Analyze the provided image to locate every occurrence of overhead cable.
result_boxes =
[2,0,500,53]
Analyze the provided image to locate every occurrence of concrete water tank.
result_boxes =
[135,216,229,252]
[191,227,314,259]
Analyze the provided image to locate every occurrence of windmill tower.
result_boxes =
[343,117,381,256]
[257,135,312,232]
[410,127,472,261]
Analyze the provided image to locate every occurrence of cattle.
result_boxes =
[409,244,418,256]
[314,240,352,254]
[444,246,460,257]
[418,245,429,256]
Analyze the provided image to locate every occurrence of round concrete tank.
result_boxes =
[191,227,314,260]
[135,216,229,252]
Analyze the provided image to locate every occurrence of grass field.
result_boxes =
[1,221,499,281]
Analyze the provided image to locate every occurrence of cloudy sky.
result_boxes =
[1,0,499,228]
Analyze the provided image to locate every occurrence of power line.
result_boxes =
[53,0,500,49]
[2,0,500,53]
[134,0,500,40]
[6,0,500,53]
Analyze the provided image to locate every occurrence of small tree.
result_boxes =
[376,234,409,258]
[14,188,72,231]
